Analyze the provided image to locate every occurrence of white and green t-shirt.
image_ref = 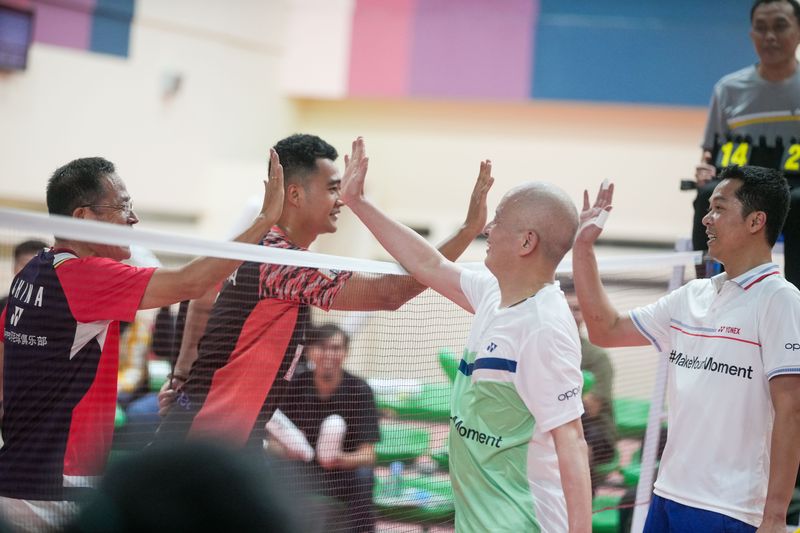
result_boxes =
[450,270,584,533]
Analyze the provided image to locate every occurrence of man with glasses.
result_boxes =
[691,0,800,287]
[0,155,285,531]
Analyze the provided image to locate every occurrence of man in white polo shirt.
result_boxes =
[572,166,800,533]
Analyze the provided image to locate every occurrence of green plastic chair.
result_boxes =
[396,382,452,423]
[438,349,459,383]
[582,370,596,395]
[592,494,621,533]
[375,424,431,465]
[114,403,127,428]
[431,447,449,471]
[377,382,452,423]
[612,397,652,439]
[374,473,455,525]
[621,447,662,487]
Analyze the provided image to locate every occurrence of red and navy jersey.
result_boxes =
[158,227,352,448]
[0,249,154,500]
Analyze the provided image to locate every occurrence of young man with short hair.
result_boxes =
[156,134,492,449]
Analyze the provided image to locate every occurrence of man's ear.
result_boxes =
[72,206,90,219]
[520,230,538,256]
[748,211,766,235]
[286,182,303,207]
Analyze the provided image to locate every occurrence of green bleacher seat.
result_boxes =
[377,382,452,423]
[613,397,654,439]
[592,494,621,533]
[114,403,127,428]
[438,349,459,383]
[373,473,454,525]
[431,447,449,471]
[375,424,430,464]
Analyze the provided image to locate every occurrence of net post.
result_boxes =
[630,253,687,533]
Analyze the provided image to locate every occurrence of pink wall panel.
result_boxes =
[348,0,416,97]
[32,0,95,50]
[409,0,536,100]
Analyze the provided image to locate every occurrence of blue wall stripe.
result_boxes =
[531,0,756,106]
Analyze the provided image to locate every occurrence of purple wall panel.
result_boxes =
[409,0,536,100]
[32,0,95,50]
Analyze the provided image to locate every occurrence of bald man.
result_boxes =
[339,139,591,533]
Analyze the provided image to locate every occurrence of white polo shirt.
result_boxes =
[630,262,800,526]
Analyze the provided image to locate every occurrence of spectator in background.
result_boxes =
[268,324,379,533]
[560,277,616,493]
[691,0,800,285]
[0,239,49,310]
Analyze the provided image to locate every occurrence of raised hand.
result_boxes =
[259,148,285,223]
[463,159,495,234]
[339,137,369,206]
[576,180,614,246]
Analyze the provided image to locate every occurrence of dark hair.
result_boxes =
[67,442,314,533]
[271,134,338,187]
[14,239,48,261]
[750,0,800,24]
[46,157,116,216]
[718,165,790,246]
[306,323,350,349]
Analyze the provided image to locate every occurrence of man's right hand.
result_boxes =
[339,137,369,207]
[695,150,716,187]
[575,180,614,247]
[258,148,285,224]
[157,379,178,417]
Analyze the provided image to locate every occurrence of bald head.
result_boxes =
[501,182,579,265]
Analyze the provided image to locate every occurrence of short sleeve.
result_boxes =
[515,326,584,433]
[258,263,352,311]
[352,382,380,445]
[56,258,155,323]
[759,286,800,379]
[702,83,728,150]
[459,268,494,311]
[629,284,685,354]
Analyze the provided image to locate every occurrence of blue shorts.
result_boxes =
[644,494,756,533]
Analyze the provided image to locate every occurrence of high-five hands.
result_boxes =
[259,148,285,222]
[464,160,494,234]
[576,179,614,246]
[339,137,369,206]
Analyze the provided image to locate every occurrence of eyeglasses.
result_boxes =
[752,20,795,37]
[81,201,135,218]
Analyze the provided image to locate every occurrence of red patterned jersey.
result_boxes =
[157,227,352,447]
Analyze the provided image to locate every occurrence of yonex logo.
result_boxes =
[486,342,497,353]
[9,306,23,327]
[558,387,581,401]
[786,343,800,351]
